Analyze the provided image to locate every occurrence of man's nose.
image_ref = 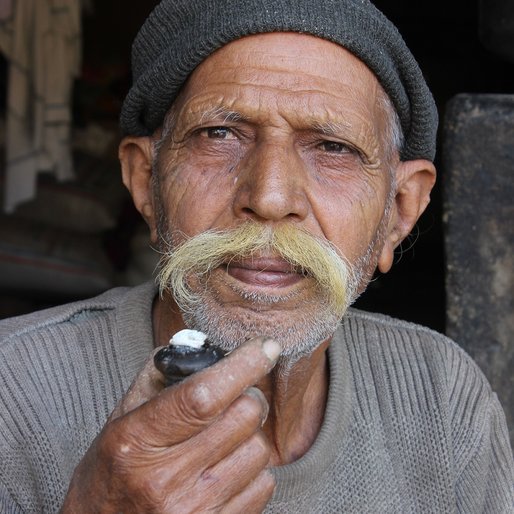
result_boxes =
[232,141,310,223]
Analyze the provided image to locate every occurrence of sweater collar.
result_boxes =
[270,324,353,502]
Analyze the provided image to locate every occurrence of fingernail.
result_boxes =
[262,338,281,362]
[245,387,269,426]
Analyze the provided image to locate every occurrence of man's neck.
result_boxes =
[258,342,329,466]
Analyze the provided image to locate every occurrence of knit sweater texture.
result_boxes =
[0,282,513,513]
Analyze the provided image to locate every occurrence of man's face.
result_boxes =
[151,33,397,357]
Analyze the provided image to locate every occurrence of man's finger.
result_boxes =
[198,430,271,500]
[222,469,276,514]
[178,386,269,468]
[121,337,280,446]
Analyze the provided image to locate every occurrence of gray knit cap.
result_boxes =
[121,0,438,161]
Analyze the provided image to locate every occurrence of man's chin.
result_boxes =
[180,295,343,364]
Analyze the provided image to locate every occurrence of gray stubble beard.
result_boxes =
[180,278,345,368]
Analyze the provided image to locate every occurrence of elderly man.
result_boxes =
[1,0,513,512]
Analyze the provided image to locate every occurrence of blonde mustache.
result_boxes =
[157,222,355,317]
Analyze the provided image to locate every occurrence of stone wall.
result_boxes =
[443,94,514,446]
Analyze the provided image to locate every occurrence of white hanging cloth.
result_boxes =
[0,0,82,213]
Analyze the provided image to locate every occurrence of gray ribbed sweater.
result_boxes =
[0,282,513,513]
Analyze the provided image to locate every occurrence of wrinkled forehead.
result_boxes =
[170,32,385,125]
[191,32,379,90]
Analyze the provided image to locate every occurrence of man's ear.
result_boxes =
[119,136,158,243]
[377,159,436,274]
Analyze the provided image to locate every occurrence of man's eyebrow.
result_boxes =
[196,106,251,124]
[309,119,352,137]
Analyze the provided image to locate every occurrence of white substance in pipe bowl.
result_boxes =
[170,329,207,349]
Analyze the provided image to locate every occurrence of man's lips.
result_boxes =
[224,257,305,288]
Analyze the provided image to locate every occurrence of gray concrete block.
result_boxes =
[443,94,514,445]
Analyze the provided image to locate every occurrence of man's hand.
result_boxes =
[61,337,280,514]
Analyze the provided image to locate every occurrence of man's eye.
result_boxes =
[200,127,236,139]
[319,141,349,153]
